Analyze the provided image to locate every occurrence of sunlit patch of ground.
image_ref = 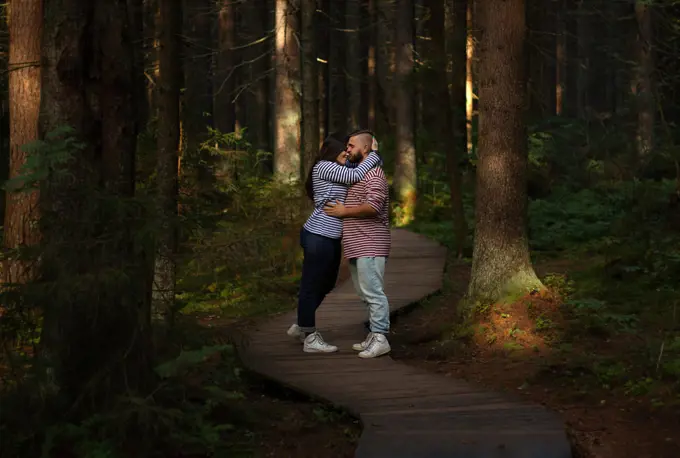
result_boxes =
[390,261,680,458]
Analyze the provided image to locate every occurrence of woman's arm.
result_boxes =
[345,159,360,169]
[345,139,380,169]
[314,151,381,185]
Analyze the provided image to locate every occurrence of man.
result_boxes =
[324,130,391,358]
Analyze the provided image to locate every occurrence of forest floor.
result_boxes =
[179,262,358,458]
[389,260,680,458]
[176,326,358,458]
[185,248,680,458]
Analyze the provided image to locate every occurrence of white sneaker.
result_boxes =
[358,333,390,358]
[303,332,338,353]
[286,323,304,342]
[352,332,374,351]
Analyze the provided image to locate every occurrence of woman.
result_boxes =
[287,136,380,353]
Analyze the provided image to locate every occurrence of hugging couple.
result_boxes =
[287,129,391,359]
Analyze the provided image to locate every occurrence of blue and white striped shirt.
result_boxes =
[303,151,381,239]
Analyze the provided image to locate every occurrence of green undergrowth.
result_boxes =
[406,178,680,401]
[1,333,251,457]
[174,141,307,320]
[2,322,359,458]
[0,128,331,458]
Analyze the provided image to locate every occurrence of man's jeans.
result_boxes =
[297,229,342,332]
[349,257,390,334]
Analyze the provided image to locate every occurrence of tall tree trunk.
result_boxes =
[565,0,588,120]
[301,0,319,176]
[346,0,362,129]
[527,1,556,118]
[128,0,147,130]
[393,0,416,226]
[0,8,8,225]
[465,1,474,155]
[152,0,182,324]
[40,0,152,407]
[414,0,426,143]
[526,2,540,117]
[541,2,557,116]
[143,0,159,123]
[367,0,377,131]
[359,0,371,130]
[327,0,347,135]
[318,0,330,141]
[274,0,301,180]
[3,0,42,284]
[555,0,566,115]
[635,0,654,162]
[374,0,395,136]
[183,0,214,188]
[442,0,468,258]
[215,0,236,135]
[242,0,271,166]
[466,0,542,307]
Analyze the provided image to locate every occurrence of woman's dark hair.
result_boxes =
[304,136,347,201]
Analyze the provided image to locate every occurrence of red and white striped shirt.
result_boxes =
[342,167,391,259]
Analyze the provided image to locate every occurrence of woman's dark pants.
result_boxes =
[297,229,342,332]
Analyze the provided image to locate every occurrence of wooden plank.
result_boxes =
[232,229,572,458]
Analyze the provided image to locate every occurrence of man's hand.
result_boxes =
[371,136,379,151]
[325,200,378,219]
[324,200,347,218]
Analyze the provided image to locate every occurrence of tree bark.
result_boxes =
[152,0,182,324]
[301,0,319,176]
[367,0,377,131]
[565,0,588,120]
[465,1,474,155]
[128,0,147,130]
[327,0,347,136]
[241,0,271,165]
[214,0,236,135]
[442,0,468,258]
[393,0,417,226]
[3,0,42,284]
[527,0,556,118]
[40,0,152,408]
[143,0,159,123]
[555,0,566,115]
[466,0,542,307]
[634,0,654,161]
[346,0,362,129]
[319,0,330,140]
[274,0,301,181]
[375,0,395,135]
[359,0,371,130]
[182,0,214,188]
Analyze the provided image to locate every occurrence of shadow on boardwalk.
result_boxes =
[235,229,572,458]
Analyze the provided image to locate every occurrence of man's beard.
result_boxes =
[350,152,363,162]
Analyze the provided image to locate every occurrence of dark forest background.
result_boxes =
[1,0,679,457]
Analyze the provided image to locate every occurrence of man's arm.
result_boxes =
[363,172,388,215]
[340,203,378,218]
[323,172,387,219]
[324,200,377,218]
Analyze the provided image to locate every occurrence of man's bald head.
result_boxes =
[351,132,373,150]
[346,129,374,162]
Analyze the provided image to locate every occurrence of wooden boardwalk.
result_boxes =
[236,229,572,458]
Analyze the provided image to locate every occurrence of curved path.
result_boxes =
[236,229,572,458]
